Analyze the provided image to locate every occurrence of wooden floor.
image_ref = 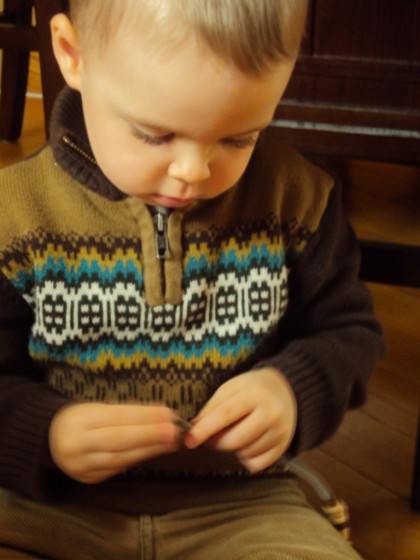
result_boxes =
[1,54,419,560]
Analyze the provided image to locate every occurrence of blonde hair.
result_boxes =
[69,0,308,75]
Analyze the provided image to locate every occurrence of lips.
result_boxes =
[151,194,194,208]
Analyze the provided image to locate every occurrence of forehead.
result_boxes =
[80,30,294,140]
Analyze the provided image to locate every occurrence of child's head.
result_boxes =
[51,0,308,208]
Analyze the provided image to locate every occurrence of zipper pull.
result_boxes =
[153,207,171,260]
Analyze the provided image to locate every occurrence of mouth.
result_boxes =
[151,194,195,208]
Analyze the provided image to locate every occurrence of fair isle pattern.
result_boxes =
[45,364,242,419]
[0,219,299,378]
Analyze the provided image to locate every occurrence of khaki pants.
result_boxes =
[0,476,362,560]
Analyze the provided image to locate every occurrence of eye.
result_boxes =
[221,135,259,149]
[131,128,174,146]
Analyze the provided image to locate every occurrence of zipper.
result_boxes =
[151,206,171,299]
[62,135,97,165]
[152,206,171,260]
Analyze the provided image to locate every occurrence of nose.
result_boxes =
[167,143,212,185]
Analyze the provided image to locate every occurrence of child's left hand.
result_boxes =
[184,368,297,473]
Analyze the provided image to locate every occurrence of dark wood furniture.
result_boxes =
[0,0,64,141]
[276,0,420,165]
[413,412,420,510]
[276,0,420,510]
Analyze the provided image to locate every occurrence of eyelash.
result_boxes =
[131,128,258,149]
[222,136,258,149]
[131,129,174,145]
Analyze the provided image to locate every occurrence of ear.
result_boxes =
[50,14,83,91]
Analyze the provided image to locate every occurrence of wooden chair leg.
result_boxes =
[0,0,33,141]
[0,50,30,141]
[411,407,420,510]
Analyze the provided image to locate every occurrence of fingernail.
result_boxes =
[183,431,199,449]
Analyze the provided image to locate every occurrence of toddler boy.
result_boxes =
[0,1,384,558]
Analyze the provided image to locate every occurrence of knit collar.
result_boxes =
[49,86,127,201]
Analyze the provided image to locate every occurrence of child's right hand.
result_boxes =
[49,402,181,484]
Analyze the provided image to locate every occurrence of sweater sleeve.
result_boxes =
[0,273,71,500]
[253,181,385,455]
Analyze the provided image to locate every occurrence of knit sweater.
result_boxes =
[0,88,384,508]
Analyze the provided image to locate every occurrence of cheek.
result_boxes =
[93,142,167,195]
[99,156,151,194]
[213,152,253,192]
[84,126,160,187]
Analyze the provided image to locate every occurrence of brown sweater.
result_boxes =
[0,88,384,510]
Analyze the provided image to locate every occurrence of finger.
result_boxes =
[193,377,248,420]
[85,403,173,429]
[236,429,286,462]
[77,468,120,484]
[185,398,252,449]
[75,441,180,479]
[87,421,180,453]
[239,444,285,474]
[207,410,270,452]
[187,378,263,448]
[98,443,180,470]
